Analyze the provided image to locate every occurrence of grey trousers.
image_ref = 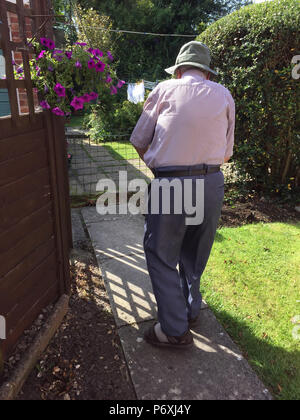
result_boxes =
[144,167,224,337]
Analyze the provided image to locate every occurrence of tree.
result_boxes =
[77,0,251,81]
[73,4,115,55]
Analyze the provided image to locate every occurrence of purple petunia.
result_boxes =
[110,86,118,95]
[48,65,54,72]
[40,38,55,50]
[92,49,103,58]
[89,92,99,101]
[44,85,49,94]
[75,61,82,68]
[95,61,105,72]
[17,67,24,74]
[87,48,94,54]
[71,96,85,111]
[117,80,125,89]
[38,50,46,59]
[40,38,49,47]
[48,40,55,50]
[88,59,95,69]
[107,51,114,61]
[105,74,112,84]
[40,100,51,110]
[65,51,73,60]
[54,83,66,98]
[52,107,65,116]
[82,93,92,103]
[75,42,87,47]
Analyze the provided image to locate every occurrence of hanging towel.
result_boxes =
[127,82,145,104]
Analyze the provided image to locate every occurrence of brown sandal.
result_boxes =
[144,323,194,349]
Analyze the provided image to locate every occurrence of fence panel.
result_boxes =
[0,0,72,362]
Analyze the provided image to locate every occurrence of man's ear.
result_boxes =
[207,72,211,80]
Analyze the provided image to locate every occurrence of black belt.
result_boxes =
[153,165,221,178]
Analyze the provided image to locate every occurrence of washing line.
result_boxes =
[54,22,196,38]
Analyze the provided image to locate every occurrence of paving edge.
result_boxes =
[0,294,69,401]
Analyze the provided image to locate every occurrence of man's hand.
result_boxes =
[223,156,231,164]
[134,146,148,162]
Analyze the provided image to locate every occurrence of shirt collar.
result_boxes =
[181,69,206,82]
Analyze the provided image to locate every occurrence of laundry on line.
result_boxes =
[127,81,145,104]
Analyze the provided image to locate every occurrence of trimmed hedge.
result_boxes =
[198,0,300,195]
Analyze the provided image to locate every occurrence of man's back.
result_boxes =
[130,69,235,168]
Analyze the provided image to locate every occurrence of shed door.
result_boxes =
[0,50,11,117]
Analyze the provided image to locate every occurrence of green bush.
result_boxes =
[198,0,300,196]
[85,97,144,143]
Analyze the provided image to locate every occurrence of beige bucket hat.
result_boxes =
[165,41,218,76]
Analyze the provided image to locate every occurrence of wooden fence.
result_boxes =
[0,0,72,363]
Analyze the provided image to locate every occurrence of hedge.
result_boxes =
[198,0,300,196]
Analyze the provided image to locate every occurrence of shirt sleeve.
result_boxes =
[225,89,236,158]
[130,86,161,149]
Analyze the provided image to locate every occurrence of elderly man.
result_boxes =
[130,41,235,349]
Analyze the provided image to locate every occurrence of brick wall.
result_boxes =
[8,6,39,114]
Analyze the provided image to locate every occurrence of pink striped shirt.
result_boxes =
[130,70,235,168]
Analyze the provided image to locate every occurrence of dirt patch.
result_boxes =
[219,198,300,228]
[16,246,136,401]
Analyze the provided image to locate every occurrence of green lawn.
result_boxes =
[201,222,300,400]
[103,141,139,161]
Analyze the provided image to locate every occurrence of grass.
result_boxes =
[102,141,139,161]
[201,222,300,400]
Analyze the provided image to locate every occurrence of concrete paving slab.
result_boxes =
[100,256,157,327]
[118,314,272,401]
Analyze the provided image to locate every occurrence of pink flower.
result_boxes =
[47,39,55,50]
[52,107,65,116]
[40,100,50,110]
[106,75,112,84]
[65,51,73,59]
[92,49,103,58]
[88,59,95,69]
[82,93,92,103]
[71,96,85,111]
[38,50,46,59]
[40,38,55,50]
[117,80,125,89]
[95,61,105,72]
[107,51,114,61]
[89,92,99,101]
[40,38,49,47]
[75,61,82,68]
[54,83,66,98]
[110,86,118,95]
[75,42,87,47]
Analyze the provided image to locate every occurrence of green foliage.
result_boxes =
[198,0,300,195]
[85,99,144,143]
[77,0,250,81]
[74,4,115,55]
